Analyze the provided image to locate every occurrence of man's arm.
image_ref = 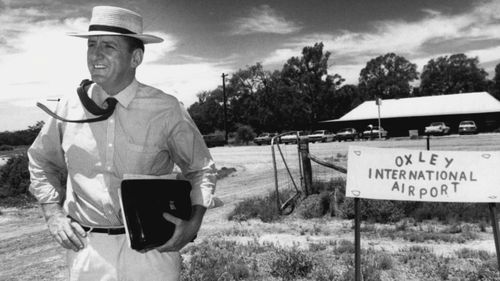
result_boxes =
[157,104,217,252]
[28,114,85,251]
[41,203,87,252]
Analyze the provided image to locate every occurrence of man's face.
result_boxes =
[87,35,135,94]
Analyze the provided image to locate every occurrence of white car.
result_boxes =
[307,130,335,143]
[253,133,276,145]
[281,131,308,144]
[458,120,478,134]
[362,126,388,139]
[424,122,450,135]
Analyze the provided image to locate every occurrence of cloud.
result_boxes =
[261,48,299,65]
[0,4,179,102]
[138,62,231,106]
[231,5,302,35]
[0,3,222,131]
[261,0,500,84]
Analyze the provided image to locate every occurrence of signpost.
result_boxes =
[376,97,382,139]
[346,146,500,280]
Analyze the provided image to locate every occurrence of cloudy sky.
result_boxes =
[2,0,500,131]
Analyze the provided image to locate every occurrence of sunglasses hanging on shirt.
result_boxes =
[36,79,118,123]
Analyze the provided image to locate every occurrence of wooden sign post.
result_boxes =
[346,146,500,280]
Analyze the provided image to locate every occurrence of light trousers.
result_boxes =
[66,232,181,281]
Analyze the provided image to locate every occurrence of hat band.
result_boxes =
[89,24,136,35]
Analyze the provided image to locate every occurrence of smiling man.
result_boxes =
[28,6,216,281]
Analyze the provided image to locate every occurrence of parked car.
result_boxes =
[253,132,276,145]
[362,125,388,139]
[307,130,335,143]
[458,120,478,134]
[281,131,308,144]
[336,128,358,142]
[424,122,450,135]
[203,134,226,148]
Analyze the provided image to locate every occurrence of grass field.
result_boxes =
[1,134,500,280]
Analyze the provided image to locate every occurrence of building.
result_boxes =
[320,92,500,137]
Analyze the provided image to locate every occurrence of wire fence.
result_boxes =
[271,132,348,213]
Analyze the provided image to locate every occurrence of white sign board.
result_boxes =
[346,146,500,203]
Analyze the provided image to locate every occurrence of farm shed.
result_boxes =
[319,92,500,137]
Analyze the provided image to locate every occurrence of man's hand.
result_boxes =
[41,203,86,252]
[156,205,206,252]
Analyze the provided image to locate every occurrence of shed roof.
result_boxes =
[322,92,500,122]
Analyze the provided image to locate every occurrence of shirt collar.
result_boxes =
[109,79,138,109]
[91,79,138,109]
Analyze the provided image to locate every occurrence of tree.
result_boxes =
[359,53,418,100]
[280,42,344,128]
[235,124,256,145]
[187,43,347,134]
[420,53,488,96]
[228,63,271,130]
[228,63,269,97]
[188,89,225,134]
[488,63,500,100]
[330,84,362,119]
[0,121,45,146]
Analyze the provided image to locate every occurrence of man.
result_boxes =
[28,6,216,281]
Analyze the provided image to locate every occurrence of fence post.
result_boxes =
[489,203,500,271]
[298,138,312,196]
[354,197,361,281]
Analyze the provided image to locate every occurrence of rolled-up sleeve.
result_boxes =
[28,116,67,204]
[167,106,216,208]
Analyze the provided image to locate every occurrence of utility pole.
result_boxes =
[222,73,228,144]
[376,96,382,139]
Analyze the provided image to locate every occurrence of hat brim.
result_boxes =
[68,31,163,44]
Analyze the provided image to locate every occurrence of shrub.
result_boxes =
[377,254,394,270]
[309,266,343,281]
[339,197,492,224]
[217,167,236,180]
[228,189,292,222]
[235,124,256,145]
[296,193,328,219]
[333,239,355,255]
[409,202,490,223]
[310,177,345,217]
[203,133,225,148]
[0,145,13,151]
[455,248,493,260]
[0,154,30,198]
[341,198,411,223]
[269,247,314,280]
[466,258,500,280]
[181,239,259,281]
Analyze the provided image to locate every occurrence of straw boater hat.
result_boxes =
[68,6,163,44]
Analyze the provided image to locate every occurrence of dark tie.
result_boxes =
[36,80,118,123]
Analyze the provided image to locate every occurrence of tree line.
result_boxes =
[0,121,44,148]
[188,42,500,135]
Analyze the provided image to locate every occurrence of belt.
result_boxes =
[81,225,126,235]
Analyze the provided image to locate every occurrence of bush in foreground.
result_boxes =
[269,247,314,280]
[181,239,260,281]
[228,190,282,222]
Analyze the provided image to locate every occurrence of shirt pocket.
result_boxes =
[120,141,167,175]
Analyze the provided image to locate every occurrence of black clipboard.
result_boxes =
[119,177,192,252]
